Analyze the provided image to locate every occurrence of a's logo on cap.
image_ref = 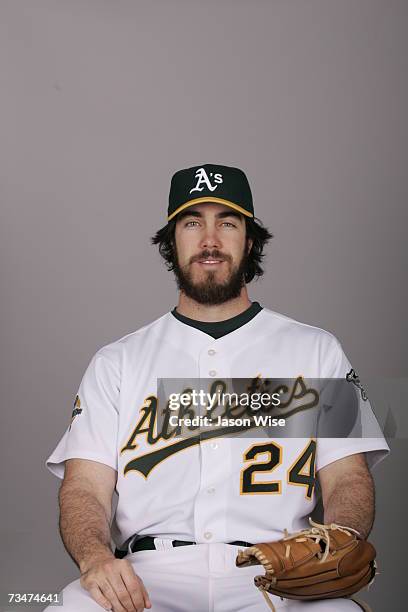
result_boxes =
[189,167,223,194]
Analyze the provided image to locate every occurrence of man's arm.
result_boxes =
[59,458,151,612]
[59,458,116,572]
[317,452,375,539]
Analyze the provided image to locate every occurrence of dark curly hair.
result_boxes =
[151,215,273,283]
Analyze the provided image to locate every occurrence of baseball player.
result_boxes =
[45,164,389,612]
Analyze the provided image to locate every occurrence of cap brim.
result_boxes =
[167,197,253,222]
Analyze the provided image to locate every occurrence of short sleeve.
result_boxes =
[316,335,390,472]
[45,348,120,479]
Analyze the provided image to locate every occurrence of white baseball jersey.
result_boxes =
[45,307,389,550]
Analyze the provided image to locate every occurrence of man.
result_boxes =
[45,164,388,612]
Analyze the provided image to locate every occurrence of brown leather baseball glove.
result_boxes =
[235,519,376,611]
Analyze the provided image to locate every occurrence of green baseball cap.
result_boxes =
[167,164,254,221]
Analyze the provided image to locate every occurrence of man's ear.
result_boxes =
[247,238,253,253]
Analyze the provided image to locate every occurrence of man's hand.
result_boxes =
[80,556,152,612]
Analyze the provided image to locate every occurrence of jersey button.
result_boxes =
[209,370,217,377]
[208,349,216,356]
[204,531,213,540]
[210,442,218,450]
[207,487,215,494]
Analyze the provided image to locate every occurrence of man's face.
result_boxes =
[173,203,253,305]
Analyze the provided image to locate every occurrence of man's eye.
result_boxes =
[222,221,236,227]
[185,220,200,227]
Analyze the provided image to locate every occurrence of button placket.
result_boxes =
[194,346,232,543]
[207,346,218,377]
[193,437,231,544]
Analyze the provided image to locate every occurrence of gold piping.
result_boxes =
[167,197,253,221]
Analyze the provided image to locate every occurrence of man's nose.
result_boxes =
[199,227,221,250]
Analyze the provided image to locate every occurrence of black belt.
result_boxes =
[114,536,253,558]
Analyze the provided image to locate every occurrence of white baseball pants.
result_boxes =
[44,541,366,612]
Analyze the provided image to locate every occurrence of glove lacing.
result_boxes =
[282,517,361,563]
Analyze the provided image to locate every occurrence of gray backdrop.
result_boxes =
[1,1,406,611]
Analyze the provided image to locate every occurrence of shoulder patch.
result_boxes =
[69,394,83,430]
[346,368,368,401]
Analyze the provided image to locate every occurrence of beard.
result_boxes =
[173,247,248,305]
